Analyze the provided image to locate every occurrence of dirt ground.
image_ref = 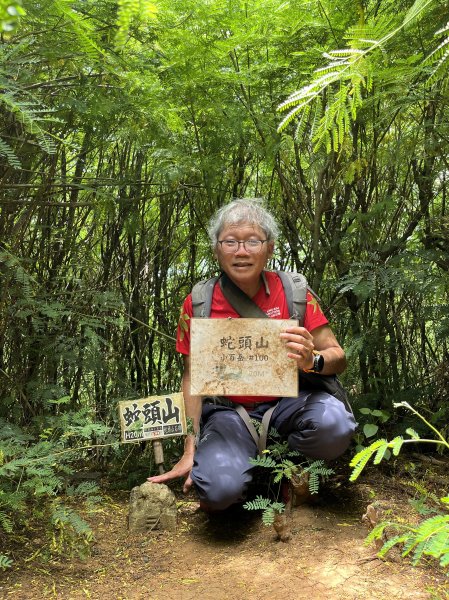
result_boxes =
[1,458,449,600]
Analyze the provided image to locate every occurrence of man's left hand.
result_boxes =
[280,326,315,370]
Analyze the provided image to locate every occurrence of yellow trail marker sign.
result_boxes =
[118,392,186,443]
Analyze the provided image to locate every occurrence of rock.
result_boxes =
[128,482,177,533]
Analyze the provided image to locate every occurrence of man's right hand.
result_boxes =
[147,452,194,494]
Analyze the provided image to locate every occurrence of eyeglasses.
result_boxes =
[217,239,268,254]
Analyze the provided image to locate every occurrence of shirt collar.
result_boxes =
[261,270,270,295]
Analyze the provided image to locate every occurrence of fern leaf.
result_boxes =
[410,538,428,564]
[53,0,103,59]
[0,138,21,168]
[424,528,449,559]
[308,472,320,494]
[248,455,277,469]
[402,0,434,28]
[0,511,13,533]
[427,46,449,86]
[294,104,311,140]
[373,443,390,465]
[243,495,273,511]
[0,554,13,570]
[390,436,404,456]
[277,101,314,132]
[405,428,420,439]
[115,0,140,48]
[51,503,92,537]
[378,533,409,557]
[365,521,391,545]
[262,503,285,526]
[440,550,449,567]
[262,506,275,526]
[349,439,387,481]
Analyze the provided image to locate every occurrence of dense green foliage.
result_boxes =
[350,402,449,572]
[0,0,448,570]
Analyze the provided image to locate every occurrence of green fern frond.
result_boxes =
[0,250,35,296]
[115,0,157,49]
[427,46,449,86]
[248,455,277,469]
[378,533,410,557]
[440,550,449,568]
[425,35,449,64]
[52,0,103,59]
[349,439,387,481]
[115,0,140,48]
[303,459,325,473]
[402,0,434,28]
[391,436,404,456]
[267,427,280,440]
[0,511,13,533]
[243,495,273,511]
[365,521,391,545]
[345,17,392,47]
[405,428,420,439]
[273,459,297,482]
[262,503,285,526]
[424,528,449,559]
[308,471,320,494]
[277,3,433,145]
[277,99,317,132]
[399,514,449,567]
[294,104,311,140]
[328,48,366,58]
[373,444,390,464]
[243,496,285,526]
[300,461,334,494]
[1,93,57,154]
[261,506,275,525]
[0,138,21,168]
[315,61,349,76]
[0,554,13,570]
[310,100,323,140]
[66,481,100,498]
[51,503,92,537]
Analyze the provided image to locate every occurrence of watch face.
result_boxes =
[314,354,324,372]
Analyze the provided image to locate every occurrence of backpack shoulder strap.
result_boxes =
[191,276,219,318]
[276,270,320,326]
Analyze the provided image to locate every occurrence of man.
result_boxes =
[148,198,356,511]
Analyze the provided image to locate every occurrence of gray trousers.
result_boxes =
[190,391,357,511]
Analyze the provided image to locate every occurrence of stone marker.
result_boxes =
[128,481,177,533]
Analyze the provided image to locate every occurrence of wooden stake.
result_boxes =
[153,440,165,474]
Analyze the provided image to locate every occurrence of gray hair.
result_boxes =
[207,198,279,246]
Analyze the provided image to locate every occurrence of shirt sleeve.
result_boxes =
[303,291,328,332]
[176,294,193,355]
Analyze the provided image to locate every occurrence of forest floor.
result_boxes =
[1,455,449,600]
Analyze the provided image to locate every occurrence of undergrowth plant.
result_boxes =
[0,412,111,569]
[243,431,334,525]
[350,401,449,573]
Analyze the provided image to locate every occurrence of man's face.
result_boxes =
[214,223,274,290]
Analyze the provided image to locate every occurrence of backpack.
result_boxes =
[190,270,350,408]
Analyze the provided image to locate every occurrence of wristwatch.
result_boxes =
[304,351,324,373]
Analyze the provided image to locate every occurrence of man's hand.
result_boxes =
[280,324,347,376]
[280,325,315,370]
[147,452,194,494]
